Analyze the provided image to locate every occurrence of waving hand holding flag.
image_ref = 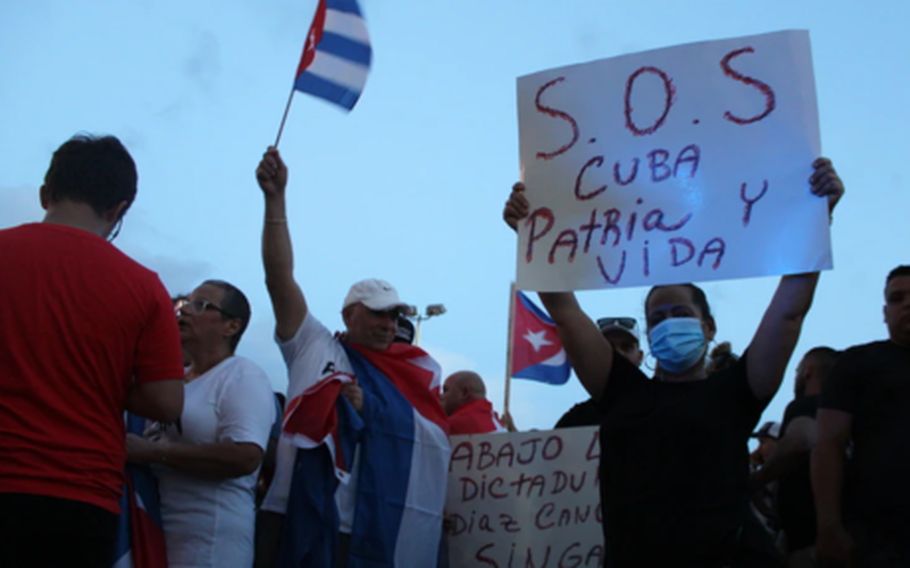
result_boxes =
[510,290,571,385]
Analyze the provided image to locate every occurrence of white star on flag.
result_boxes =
[523,329,553,352]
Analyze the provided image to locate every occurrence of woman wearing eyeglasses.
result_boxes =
[127,280,275,568]
[503,158,844,567]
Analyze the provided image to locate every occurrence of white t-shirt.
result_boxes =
[261,312,360,532]
[152,356,275,568]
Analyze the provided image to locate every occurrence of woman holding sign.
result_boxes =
[502,158,843,567]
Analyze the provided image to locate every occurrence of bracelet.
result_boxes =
[265,218,288,225]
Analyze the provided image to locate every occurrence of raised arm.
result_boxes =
[504,183,613,401]
[257,147,308,341]
[746,158,844,401]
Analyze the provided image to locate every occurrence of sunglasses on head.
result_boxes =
[596,317,637,331]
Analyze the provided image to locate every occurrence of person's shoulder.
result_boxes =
[222,356,270,382]
[834,341,890,366]
[844,340,889,354]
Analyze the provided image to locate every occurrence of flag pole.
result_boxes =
[274,87,296,148]
[503,281,517,420]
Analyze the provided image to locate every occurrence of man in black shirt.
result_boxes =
[752,347,839,567]
[814,265,910,566]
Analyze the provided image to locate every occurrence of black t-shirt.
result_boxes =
[777,394,819,550]
[598,351,771,565]
[819,340,910,526]
[555,398,602,429]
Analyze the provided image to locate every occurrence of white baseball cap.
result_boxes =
[342,278,409,312]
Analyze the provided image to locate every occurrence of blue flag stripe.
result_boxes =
[513,362,572,385]
[295,72,363,110]
[518,291,557,325]
[318,32,372,66]
[328,0,364,17]
[343,345,415,566]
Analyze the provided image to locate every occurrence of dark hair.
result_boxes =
[644,283,712,326]
[803,346,840,378]
[887,265,910,285]
[706,341,739,375]
[44,134,138,217]
[202,279,251,353]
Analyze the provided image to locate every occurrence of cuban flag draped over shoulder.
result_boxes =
[280,342,451,568]
[111,414,168,568]
[294,0,371,110]
[511,290,572,385]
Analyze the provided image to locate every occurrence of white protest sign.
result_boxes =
[516,30,829,291]
[446,427,603,568]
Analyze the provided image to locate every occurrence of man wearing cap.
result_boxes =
[254,147,451,568]
[440,371,507,435]
[555,317,644,428]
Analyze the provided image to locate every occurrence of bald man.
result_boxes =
[440,372,507,435]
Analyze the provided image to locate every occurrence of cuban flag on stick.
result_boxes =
[510,289,571,385]
[274,0,372,144]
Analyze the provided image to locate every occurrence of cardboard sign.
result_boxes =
[446,427,603,567]
[516,30,829,291]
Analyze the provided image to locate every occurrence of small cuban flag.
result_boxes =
[510,291,571,385]
[294,0,372,111]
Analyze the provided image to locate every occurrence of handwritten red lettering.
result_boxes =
[673,144,701,177]
[535,77,579,160]
[648,149,672,182]
[624,66,676,136]
[525,208,554,263]
[575,156,607,200]
[698,237,726,269]
[740,180,769,227]
[542,435,563,460]
[669,237,696,266]
[613,157,640,186]
[475,543,498,567]
[549,230,579,264]
[478,442,496,470]
[579,209,603,254]
[535,502,556,530]
[516,437,543,464]
[720,47,776,125]
[600,208,622,247]
[450,440,473,472]
[597,251,627,285]
[586,430,600,461]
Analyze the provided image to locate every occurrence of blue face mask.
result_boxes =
[648,317,707,374]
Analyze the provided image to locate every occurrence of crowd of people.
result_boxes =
[0,134,907,568]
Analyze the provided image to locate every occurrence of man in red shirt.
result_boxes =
[440,371,507,435]
[0,134,186,568]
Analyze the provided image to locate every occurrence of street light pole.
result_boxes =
[407,303,446,346]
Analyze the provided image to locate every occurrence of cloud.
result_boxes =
[183,30,221,94]
[154,29,222,121]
